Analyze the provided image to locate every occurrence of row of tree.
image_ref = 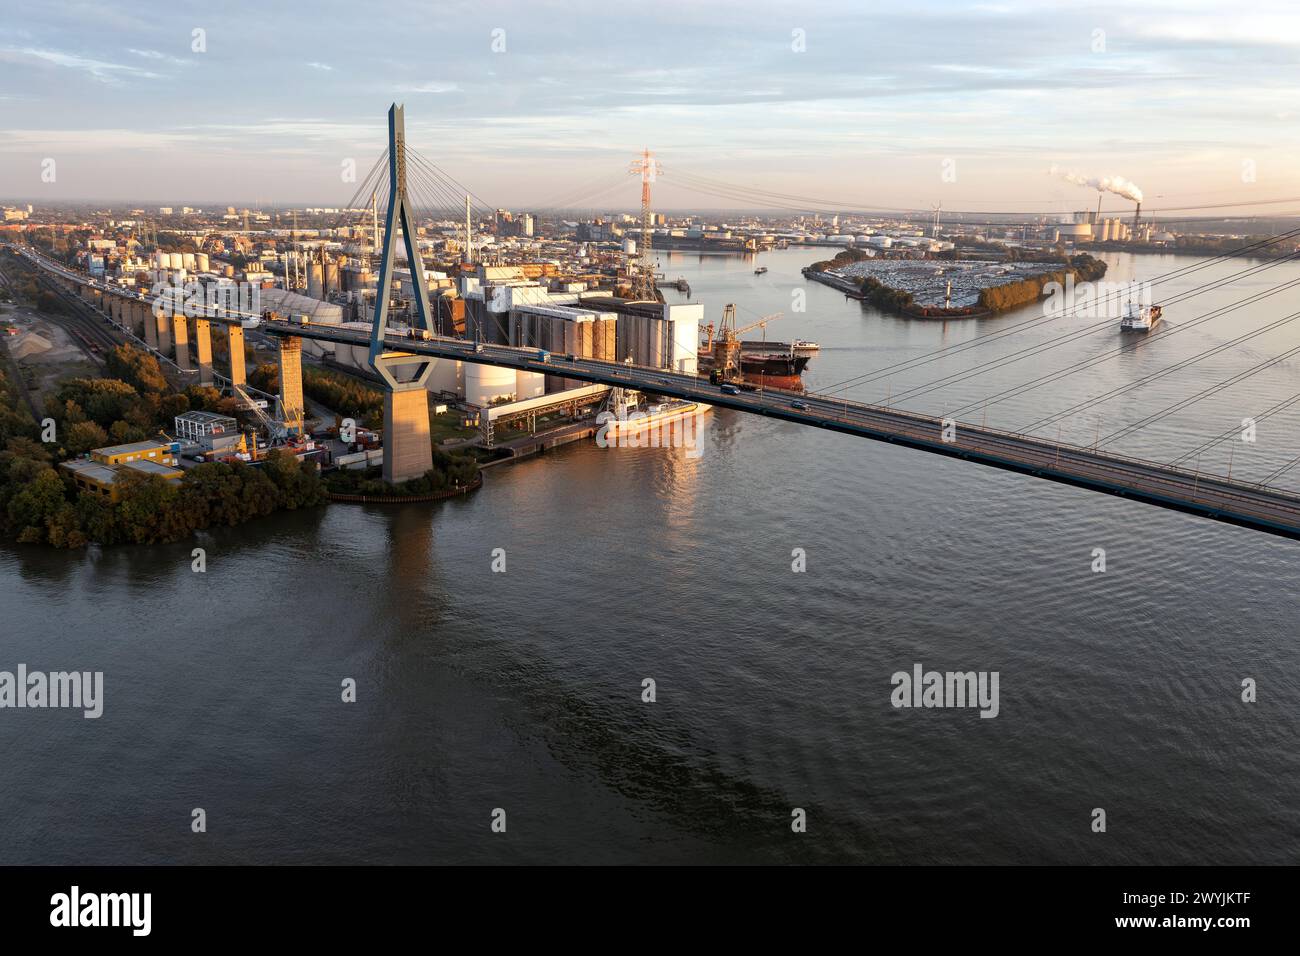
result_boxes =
[1,439,325,548]
[324,448,479,498]
[977,254,1108,312]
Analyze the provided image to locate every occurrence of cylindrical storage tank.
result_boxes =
[465,363,516,407]
[168,252,184,269]
[195,252,210,272]
[307,263,323,299]
[223,264,235,277]
[325,262,339,294]
[427,359,462,397]
[329,321,366,368]
[515,370,545,400]
[182,252,196,269]
[153,250,167,269]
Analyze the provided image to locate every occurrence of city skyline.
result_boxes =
[2,0,1299,213]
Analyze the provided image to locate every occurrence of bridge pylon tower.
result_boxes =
[368,103,437,483]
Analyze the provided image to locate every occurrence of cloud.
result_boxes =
[306,61,333,71]
[128,48,189,67]
[394,81,460,94]
[3,46,160,82]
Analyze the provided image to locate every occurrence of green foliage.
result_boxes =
[52,378,141,430]
[106,344,169,394]
[0,367,37,445]
[249,363,280,393]
[63,420,110,456]
[0,352,325,546]
[324,449,478,497]
[303,367,382,421]
[977,255,1108,312]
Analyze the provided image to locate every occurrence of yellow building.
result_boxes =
[61,442,183,501]
[89,440,177,467]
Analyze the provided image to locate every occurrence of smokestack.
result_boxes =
[1094,193,1102,225]
[1133,201,1141,231]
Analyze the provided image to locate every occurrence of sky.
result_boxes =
[1,0,1299,217]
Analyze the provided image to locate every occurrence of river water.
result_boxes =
[2,247,1297,864]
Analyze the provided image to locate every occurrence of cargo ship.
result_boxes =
[1121,302,1162,332]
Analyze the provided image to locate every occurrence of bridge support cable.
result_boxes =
[888,269,1300,416]
[812,228,1300,399]
[1092,341,1300,449]
[1170,389,1300,468]
[1018,308,1300,433]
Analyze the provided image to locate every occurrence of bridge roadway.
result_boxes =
[266,320,1300,541]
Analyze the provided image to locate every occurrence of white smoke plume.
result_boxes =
[1049,165,1144,203]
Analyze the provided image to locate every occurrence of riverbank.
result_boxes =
[325,472,483,503]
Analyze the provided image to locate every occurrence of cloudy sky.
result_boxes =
[2,0,1298,216]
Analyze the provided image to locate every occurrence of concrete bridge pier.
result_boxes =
[143,301,158,349]
[171,312,191,371]
[226,325,246,388]
[383,384,433,483]
[278,335,305,434]
[154,303,172,355]
[194,318,214,385]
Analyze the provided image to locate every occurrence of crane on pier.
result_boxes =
[699,305,783,381]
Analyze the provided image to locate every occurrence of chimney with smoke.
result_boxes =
[1050,165,1145,204]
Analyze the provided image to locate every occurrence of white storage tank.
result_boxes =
[515,370,545,400]
[465,362,516,407]
[182,252,196,270]
[168,252,184,269]
[331,321,373,369]
[427,358,462,397]
[195,252,210,272]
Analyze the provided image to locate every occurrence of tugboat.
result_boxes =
[1121,302,1163,332]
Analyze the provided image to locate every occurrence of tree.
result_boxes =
[106,345,169,394]
[5,467,67,544]
[64,420,110,456]
[261,449,325,509]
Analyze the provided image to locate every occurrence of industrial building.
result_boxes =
[174,410,238,443]
[60,442,184,500]
[89,440,178,468]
